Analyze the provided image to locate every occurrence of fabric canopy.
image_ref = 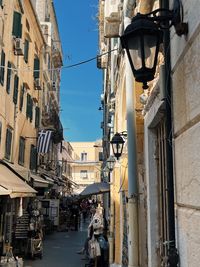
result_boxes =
[79,182,110,197]
[31,174,49,188]
[0,185,11,195]
[0,162,37,198]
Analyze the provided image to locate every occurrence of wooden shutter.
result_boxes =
[35,106,40,128]
[26,93,31,118]
[30,145,37,171]
[18,136,25,165]
[19,84,25,111]
[33,57,40,79]
[0,49,5,85]
[24,39,29,63]
[0,1,3,7]
[12,11,22,38]
[13,75,19,104]
[30,97,33,122]
[5,128,12,160]
[6,61,12,94]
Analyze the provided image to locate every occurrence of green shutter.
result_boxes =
[30,97,33,122]
[5,129,12,160]
[35,106,40,128]
[12,11,22,38]
[26,93,30,118]
[19,84,24,111]
[24,39,29,63]
[13,75,19,104]
[0,50,5,85]
[30,145,37,171]
[18,137,25,165]
[0,1,3,8]
[33,57,40,79]
[6,61,12,93]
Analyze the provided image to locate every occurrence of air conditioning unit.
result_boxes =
[14,38,24,55]
[34,78,42,90]
[104,0,120,22]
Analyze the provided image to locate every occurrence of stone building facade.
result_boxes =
[98,0,200,266]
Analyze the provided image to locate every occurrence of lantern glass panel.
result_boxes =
[143,34,157,69]
[127,35,142,71]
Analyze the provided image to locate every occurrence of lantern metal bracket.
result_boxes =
[140,0,188,36]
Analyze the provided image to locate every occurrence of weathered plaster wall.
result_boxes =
[172,0,200,266]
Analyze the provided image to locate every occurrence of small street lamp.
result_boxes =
[120,0,188,89]
[106,155,116,172]
[110,132,126,160]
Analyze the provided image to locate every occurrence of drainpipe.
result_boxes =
[123,1,139,267]
[123,1,156,266]
[109,38,115,265]
[160,0,179,265]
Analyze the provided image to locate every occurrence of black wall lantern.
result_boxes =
[110,132,126,160]
[120,0,188,89]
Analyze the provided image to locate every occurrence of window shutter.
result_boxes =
[12,11,22,38]
[0,1,3,7]
[30,97,33,122]
[5,128,12,160]
[6,61,12,94]
[13,75,19,104]
[26,93,31,118]
[0,49,5,85]
[24,39,29,63]
[33,57,40,79]
[35,106,40,128]
[19,84,25,111]
[18,136,25,165]
[30,145,37,171]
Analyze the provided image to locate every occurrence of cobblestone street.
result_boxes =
[24,220,88,267]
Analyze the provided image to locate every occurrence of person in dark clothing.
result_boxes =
[70,202,79,231]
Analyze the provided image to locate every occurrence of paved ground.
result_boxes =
[24,219,89,267]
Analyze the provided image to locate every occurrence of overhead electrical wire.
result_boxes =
[0,48,118,73]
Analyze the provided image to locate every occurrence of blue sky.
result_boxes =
[54,0,103,142]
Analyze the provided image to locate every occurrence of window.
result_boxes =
[26,93,33,121]
[35,106,40,128]
[19,84,25,111]
[0,49,5,85]
[6,61,12,93]
[81,152,87,161]
[12,11,22,38]
[30,144,37,171]
[80,170,88,179]
[33,57,40,79]
[5,128,12,160]
[13,74,19,104]
[24,39,29,63]
[18,136,25,165]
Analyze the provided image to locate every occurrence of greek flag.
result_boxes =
[37,130,53,153]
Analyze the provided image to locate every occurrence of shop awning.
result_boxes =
[30,173,49,188]
[0,185,11,195]
[42,174,54,185]
[0,161,37,198]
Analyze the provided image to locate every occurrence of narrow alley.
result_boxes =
[24,219,88,267]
